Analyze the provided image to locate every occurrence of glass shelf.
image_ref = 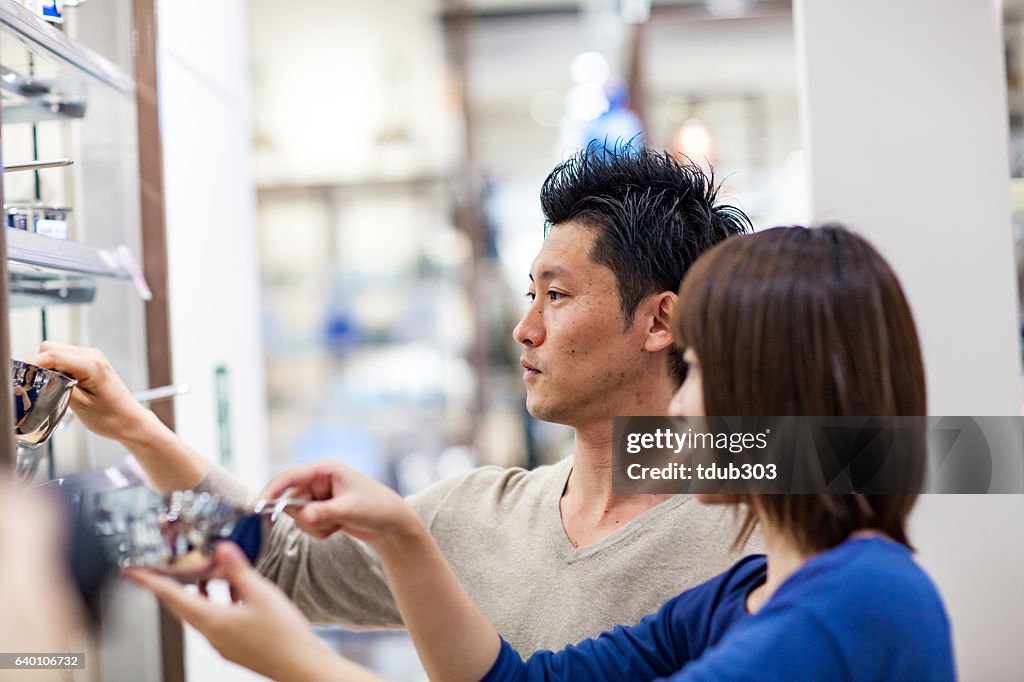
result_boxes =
[0,0,133,95]
[7,260,95,307]
[6,226,131,277]
[5,228,152,300]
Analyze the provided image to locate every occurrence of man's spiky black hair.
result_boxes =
[540,143,752,383]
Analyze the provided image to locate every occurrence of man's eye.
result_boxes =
[547,291,564,301]
[525,292,536,302]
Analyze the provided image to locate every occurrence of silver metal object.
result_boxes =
[252,497,310,523]
[57,383,190,431]
[15,446,45,481]
[130,383,190,404]
[93,488,259,580]
[3,158,73,172]
[11,358,77,450]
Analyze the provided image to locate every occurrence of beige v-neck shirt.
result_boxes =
[198,457,752,655]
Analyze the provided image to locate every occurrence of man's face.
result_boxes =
[514,221,655,427]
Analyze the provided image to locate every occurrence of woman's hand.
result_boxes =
[259,460,423,545]
[262,460,503,682]
[125,543,382,682]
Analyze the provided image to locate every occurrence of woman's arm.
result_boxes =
[126,543,387,682]
[264,460,733,682]
[261,461,503,682]
[138,457,730,682]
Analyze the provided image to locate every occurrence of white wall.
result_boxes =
[156,1,270,679]
[794,1,1024,678]
[795,0,1019,415]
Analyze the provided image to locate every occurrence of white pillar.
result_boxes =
[795,0,1019,415]
[794,1,1024,678]
[157,1,270,681]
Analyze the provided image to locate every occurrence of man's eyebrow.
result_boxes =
[528,267,567,282]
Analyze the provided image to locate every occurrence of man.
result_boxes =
[35,145,754,654]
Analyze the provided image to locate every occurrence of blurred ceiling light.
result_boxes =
[620,0,650,23]
[705,0,750,18]
[675,118,714,160]
[529,90,564,128]
[566,83,609,121]
[570,51,610,86]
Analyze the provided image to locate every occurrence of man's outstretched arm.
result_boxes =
[31,342,209,492]
[29,343,406,629]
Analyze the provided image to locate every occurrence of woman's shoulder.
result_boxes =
[713,538,955,682]
[787,537,943,602]
[770,537,951,643]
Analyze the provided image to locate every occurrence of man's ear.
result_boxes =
[642,291,677,353]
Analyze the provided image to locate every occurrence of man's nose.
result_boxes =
[513,304,544,347]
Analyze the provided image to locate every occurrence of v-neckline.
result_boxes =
[544,458,691,563]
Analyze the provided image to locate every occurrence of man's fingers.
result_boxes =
[27,346,111,388]
[36,340,83,357]
[124,569,213,627]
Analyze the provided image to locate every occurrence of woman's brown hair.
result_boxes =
[672,225,926,554]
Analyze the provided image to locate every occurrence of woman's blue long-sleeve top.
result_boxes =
[483,538,955,682]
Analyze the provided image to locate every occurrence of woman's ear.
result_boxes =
[643,291,677,353]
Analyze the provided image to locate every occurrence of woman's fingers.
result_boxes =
[124,569,214,627]
[259,464,322,500]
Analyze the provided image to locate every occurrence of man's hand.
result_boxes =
[29,342,208,492]
[260,460,422,544]
[29,342,153,444]
[125,543,380,682]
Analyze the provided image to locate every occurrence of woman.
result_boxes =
[128,225,955,681]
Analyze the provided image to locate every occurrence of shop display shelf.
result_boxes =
[6,226,130,278]
[1,88,87,124]
[0,0,133,96]
[7,261,95,307]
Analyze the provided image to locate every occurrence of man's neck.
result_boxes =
[558,418,672,549]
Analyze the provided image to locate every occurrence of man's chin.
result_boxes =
[525,397,572,426]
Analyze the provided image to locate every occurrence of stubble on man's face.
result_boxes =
[516,222,650,428]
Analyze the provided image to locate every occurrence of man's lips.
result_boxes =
[520,357,541,376]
